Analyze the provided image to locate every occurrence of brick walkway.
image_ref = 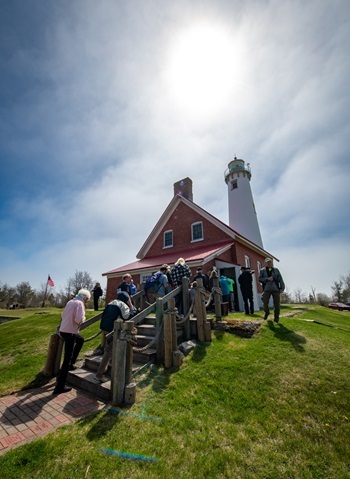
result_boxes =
[0,381,106,455]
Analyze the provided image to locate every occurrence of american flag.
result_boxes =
[47,275,55,287]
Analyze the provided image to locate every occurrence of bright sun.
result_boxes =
[164,23,244,119]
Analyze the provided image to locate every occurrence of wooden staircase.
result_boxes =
[66,316,158,401]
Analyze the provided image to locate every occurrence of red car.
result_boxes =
[328,302,350,311]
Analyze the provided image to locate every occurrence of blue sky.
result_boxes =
[1,0,349,298]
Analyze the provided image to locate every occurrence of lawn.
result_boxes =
[0,305,350,478]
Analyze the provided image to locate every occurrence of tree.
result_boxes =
[340,272,350,303]
[331,280,343,302]
[15,282,34,307]
[293,288,307,304]
[66,270,93,297]
[0,283,17,308]
[317,292,330,306]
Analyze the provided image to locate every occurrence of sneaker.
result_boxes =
[94,375,109,383]
[274,317,279,323]
[263,313,269,320]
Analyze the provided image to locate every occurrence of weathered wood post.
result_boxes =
[169,298,177,356]
[156,297,164,363]
[182,276,191,340]
[163,299,175,369]
[195,279,205,342]
[124,320,134,385]
[213,276,222,321]
[53,336,64,376]
[182,276,190,315]
[43,333,61,377]
[111,318,125,406]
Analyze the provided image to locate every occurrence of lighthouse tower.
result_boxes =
[224,157,263,248]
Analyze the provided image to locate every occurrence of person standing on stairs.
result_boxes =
[53,288,91,395]
[94,291,133,383]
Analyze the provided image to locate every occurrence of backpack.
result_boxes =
[144,272,162,296]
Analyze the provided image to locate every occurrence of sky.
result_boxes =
[1,0,349,299]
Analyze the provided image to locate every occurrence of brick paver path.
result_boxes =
[0,381,106,455]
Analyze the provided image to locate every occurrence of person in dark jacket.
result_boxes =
[92,282,103,311]
[258,258,285,323]
[238,267,254,315]
[94,292,133,382]
[194,267,209,291]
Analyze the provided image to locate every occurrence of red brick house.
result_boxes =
[103,177,277,311]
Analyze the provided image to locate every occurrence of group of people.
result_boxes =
[53,257,285,395]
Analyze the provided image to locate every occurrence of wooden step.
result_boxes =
[67,368,111,401]
[136,323,156,336]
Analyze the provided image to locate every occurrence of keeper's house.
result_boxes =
[103,160,278,311]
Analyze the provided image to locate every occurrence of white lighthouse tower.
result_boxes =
[224,157,263,248]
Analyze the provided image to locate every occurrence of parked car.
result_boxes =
[327,302,350,311]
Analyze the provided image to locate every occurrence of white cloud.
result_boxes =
[1,0,349,300]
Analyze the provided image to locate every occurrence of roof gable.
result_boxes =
[137,194,237,259]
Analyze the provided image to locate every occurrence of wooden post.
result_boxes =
[163,309,172,369]
[213,277,222,321]
[125,382,136,405]
[156,297,164,363]
[195,281,205,342]
[173,350,183,368]
[182,277,190,316]
[43,333,60,377]
[124,320,134,385]
[53,336,64,376]
[111,318,124,406]
[168,298,177,355]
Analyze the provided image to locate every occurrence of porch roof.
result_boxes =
[102,241,234,276]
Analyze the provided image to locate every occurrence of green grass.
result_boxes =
[1,305,350,478]
[0,308,100,395]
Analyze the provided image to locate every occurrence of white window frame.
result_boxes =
[244,255,251,269]
[191,221,203,242]
[163,230,173,248]
[257,261,262,273]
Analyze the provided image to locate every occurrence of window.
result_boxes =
[191,222,203,242]
[163,230,173,248]
[257,261,261,273]
[231,179,238,190]
[244,255,251,269]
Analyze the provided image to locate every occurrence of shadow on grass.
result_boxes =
[268,321,306,352]
[83,409,121,441]
[137,366,171,394]
[190,341,210,362]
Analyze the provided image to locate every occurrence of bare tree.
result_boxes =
[293,288,307,304]
[310,285,317,303]
[331,280,343,302]
[67,270,94,297]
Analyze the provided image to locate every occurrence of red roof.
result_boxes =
[102,240,234,276]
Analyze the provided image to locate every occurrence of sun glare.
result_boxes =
[164,24,244,119]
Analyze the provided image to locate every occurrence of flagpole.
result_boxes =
[42,276,49,307]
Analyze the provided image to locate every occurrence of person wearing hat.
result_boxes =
[194,266,209,291]
[238,266,254,315]
[258,258,285,323]
[94,291,134,383]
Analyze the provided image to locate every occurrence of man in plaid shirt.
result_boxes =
[171,258,192,313]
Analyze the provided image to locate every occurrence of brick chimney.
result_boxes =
[173,177,193,201]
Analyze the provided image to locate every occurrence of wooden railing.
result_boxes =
[43,277,223,406]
